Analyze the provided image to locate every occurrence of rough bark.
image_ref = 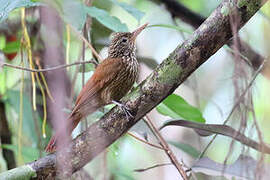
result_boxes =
[159,0,266,73]
[0,0,267,179]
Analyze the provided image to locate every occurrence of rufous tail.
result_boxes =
[45,113,82,153]
[45,135,57,152]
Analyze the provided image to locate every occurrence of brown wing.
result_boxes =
[71,57,123,116]
[46,58,123,152]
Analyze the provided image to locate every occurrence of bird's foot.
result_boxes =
[112,100,133,119]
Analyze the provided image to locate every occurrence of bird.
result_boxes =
[45,23,148,152]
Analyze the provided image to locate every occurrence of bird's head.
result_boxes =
[108,23,148,58]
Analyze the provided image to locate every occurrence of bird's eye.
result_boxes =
[122,37,128,43]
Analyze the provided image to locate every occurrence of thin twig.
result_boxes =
[134,163,172,172]
[35,58,54,102]
[224,45,252,66]
[144,115,188,180]
[127,132,164,150]
[198,60,265,158]
[1,60,97,72]
[250,98,264,150]
[250,98,265,180]
[69,25,102,62]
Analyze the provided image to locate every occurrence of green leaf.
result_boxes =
[1,144,40,163]
[7,90,38,145]
[84,6,128,32]
[2,41,20,53]
[0,67,6,94]
[156,94,205,123]
[62,0,87,30]
[0,35,5,50]
[110,0,144,22]
[168,141,200,158]
[0,0,41,22]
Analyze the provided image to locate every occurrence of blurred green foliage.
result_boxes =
[1,144,41,163]
[0,0,40,22]
[6,91,38,144]
[2,41,20,54]
[0,0,270,179]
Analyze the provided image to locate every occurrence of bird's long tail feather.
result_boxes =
[45,134,57,152]
[45,113,82,153]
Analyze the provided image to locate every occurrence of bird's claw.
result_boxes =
[120,105,133,118]
[112,100,133,119]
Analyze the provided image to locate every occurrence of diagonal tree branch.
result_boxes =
[0,0,268,179]
[158,0,267,74]
[144,116,188,179]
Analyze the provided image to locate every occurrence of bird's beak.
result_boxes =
[131,23,148,41]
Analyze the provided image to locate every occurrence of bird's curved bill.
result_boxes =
[131,23,148,41]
